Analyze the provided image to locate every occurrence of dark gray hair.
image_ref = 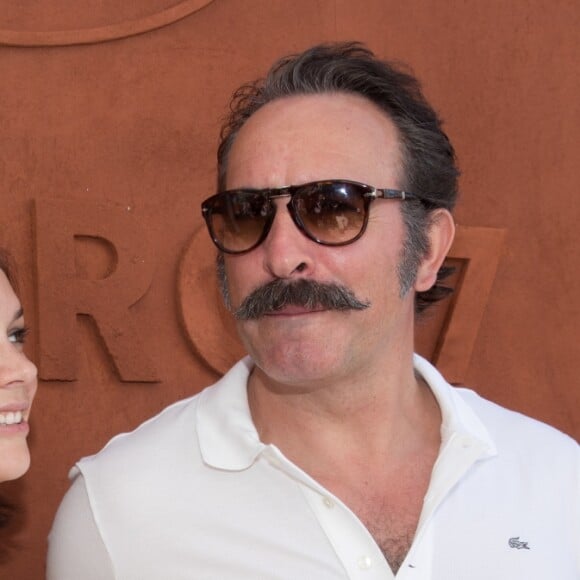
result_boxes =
[217,42,459,313]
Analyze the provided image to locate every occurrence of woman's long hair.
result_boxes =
[0,249,17,293]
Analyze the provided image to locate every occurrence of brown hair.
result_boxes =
[0,249,16,291]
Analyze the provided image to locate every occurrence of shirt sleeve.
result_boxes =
[47,472,115,580]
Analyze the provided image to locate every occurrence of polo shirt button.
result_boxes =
[357,556,372,570]
[323,496,334,508]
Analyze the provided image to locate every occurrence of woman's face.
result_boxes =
[0,269,37,482]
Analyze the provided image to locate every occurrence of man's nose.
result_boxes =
[261,200,315,279]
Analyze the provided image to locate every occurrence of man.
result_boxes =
[48,43,579,579]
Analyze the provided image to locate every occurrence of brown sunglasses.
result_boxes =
[201,179,417,254]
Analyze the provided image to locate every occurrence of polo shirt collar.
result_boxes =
[197,354,497,471]
[196,357,264,470]
[413,354,497,456]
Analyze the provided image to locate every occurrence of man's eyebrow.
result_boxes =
[11,307,24,324]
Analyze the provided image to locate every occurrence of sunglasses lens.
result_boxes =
[203,181,371,253]
[294,182,367,244]
[208,192,271,253]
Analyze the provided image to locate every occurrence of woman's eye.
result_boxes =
[8,327,29,345]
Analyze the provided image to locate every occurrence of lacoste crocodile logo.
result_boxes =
[508,537,530,550]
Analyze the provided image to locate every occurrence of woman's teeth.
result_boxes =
[0,411,24,425]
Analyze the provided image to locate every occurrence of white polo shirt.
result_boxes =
[47,355,580,579]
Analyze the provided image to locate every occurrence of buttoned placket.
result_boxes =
[397,432,494,579]
[263,445,395,579]
[261,428,493,580]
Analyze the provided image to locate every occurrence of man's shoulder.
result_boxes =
[78,358,253,470]
[74,357,254,483]
[77,388,204,476]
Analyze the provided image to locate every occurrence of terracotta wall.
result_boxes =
[0,1,578,577]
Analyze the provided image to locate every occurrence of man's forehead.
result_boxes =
[224,92,404,190]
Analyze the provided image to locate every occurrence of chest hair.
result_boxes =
[321,462,432,574]
[359,501,420,574]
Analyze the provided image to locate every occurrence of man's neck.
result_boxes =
[247,352,442,470]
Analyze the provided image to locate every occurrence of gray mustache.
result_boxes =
[234,278,370,320]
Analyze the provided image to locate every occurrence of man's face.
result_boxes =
[221,93,417,386]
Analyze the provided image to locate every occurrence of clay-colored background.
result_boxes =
[0,1,578,577]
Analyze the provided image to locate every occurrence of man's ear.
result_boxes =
[414,209,455,292]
